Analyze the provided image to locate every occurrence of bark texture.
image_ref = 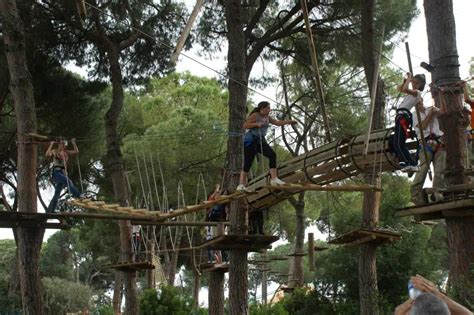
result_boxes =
[0,1,45,313]
[424,0,474,304]
[288,193,305,288]
[209,271,225,315]
[358,1,385,313]
[225,1,249,314]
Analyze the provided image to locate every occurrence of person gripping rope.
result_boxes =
[45,139,83,213]
[237,101,297,192]
[410,101,446,205]
[394,73,426,172]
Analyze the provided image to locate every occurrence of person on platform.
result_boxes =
[410,101,446,205]
[237,101,297,192]
[45,139,83,213]
[394,73,426,172]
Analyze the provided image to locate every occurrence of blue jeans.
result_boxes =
[47,168,81,213]
[393,116,417,166]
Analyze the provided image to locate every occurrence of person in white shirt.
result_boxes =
[410,101,446,205]
[394,73,426,172]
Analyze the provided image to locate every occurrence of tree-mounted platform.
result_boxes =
[249,268,271,272]
[280,286,296,293]
[269,256,289,261]
[248,258,271,264]
[314,245,329,251]
[0,211,70,229]
[198,235,279,252]
[103,261,155,272]
[327,228,401,247]
[262,183,381,193]
[275,273,293,277]
[199,262,229,273]
[286,252,308,257]
[395,197,474,219]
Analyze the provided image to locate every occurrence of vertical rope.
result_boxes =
[134,148,147,203]
[75,154,84,193]
[150,153,162,211]
[142,153,154,211]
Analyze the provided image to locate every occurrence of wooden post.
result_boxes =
[308,233,315,272]
[364,26,385,156]
[170,0,205,65]
[301,0,331,142]
[261,250,267,305]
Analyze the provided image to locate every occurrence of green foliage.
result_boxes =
[139,286,196,315]
[122,72,229,209]
[0,240,21,312]
[250,301,288,315]
[43,277,91,315]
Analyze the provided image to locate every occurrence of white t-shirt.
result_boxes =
[412,107,443,139]
[398,90,423,111]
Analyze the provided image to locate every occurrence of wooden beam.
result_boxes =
[343,235,377,247]
[170,0,204,64]
[396,198,474,217]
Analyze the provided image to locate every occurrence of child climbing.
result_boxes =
[394,73,426,172]
[206,184,228,263]
[45,139,83,213]
[237,101,297,192]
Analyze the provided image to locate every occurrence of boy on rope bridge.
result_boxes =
[206,184,228,263]
[45,138,84,213]
[394,73,426,172]
[237,101,297,192]
[410,100,446,205]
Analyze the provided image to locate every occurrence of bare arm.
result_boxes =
[416,107,437,131]
[397,74,419,97]
[243,113,263,129]
[269,117,297,126]
[45,141,55,157]
[411,275,472,315]
[66,139,79,155]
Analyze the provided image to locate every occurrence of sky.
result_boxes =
[1,0,474,305]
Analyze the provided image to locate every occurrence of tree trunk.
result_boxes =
[358,1,385,314]
[289,194,305,288]
[209,271,225,315]
[0,1,45,313]
[424,0,474,304]
[225,1,250,314]
[105,47,138,315]
[147,227,155,289]
[112,271,123,314]
[192,269,201,311]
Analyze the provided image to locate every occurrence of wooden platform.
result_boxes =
[198,235,279,251]
[396,197,474,218]
[199,262,229,273]
[269,256,289,261]
[328,228,401,247]
[263,183,381,192]
[314,245,329,251]
[104,261,155,272]
[0,211,69,229]
[287,252,307,257]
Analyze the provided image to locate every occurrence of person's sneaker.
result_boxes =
[270,177,286,186]
[409,165,421,172]
[433,192,444,202]
[398,162,407,169]
[236,184,253,193]
[400,165,412,172]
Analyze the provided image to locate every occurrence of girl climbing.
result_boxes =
[237,101,297,192]
[394,73,426,172]
[45,139,83,212]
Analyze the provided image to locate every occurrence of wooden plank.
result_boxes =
[343,235,377,247]
[287,252,307,257]
[198,235,279,251]
[104,261,155,272]
[396,198,474,217]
